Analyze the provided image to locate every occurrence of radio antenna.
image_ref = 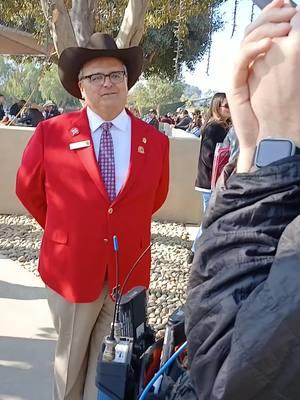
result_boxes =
[103,235,121,361]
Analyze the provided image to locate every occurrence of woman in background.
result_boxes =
[187,92,231,264]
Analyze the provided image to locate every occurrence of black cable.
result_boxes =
[109,235,120,340]
[117,242,153,311]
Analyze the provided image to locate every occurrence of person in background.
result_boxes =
[16,32,169,400]
[17,103,44,127]
[175,107,183,124]
[160,112,174,125]
[174,109,192,131]
[187,92,231,264]
[0,94,6,119]
[43,100,61,119]
[10,99,26,117]
[148,108,159,129]
[223,126,239,162]
[187,111,202,138]
[186,1,300,399]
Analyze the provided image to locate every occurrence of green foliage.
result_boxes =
[130,76,185,112]
[0,59,43,104]
[39,65,80,108]
[158,101,185,116]
[143,12,223,78]
[0,58,11,87]
[0,0,46,42]
[1,0,227,79]
[0,58,79,109]
[183,84,202,100]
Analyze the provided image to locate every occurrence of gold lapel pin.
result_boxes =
[70,127,80,136]
[142,137,147,144]
[138,146,145,154]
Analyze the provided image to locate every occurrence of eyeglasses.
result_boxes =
[221,104,229,109]
[79,70,127,86]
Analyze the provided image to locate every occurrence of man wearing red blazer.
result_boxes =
[16,33,169,400]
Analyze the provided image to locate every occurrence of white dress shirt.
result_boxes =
[86,107,131,195]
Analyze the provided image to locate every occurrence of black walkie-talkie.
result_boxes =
[96,238,153,400]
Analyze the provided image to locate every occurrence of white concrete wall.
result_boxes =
[0,126,202,225]
[154,136,202,224]
[0,126,34,214]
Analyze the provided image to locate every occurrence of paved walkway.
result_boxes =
[0,253,56,400]
[0,225,198,400]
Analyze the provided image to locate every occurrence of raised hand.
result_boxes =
[227,0,297,172]
[250,5,300,146]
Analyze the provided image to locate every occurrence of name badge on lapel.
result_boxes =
[69,140,90,150]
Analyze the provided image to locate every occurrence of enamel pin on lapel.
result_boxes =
[138,145,145,154]
[70,127,80,136]
[69,140,90,150]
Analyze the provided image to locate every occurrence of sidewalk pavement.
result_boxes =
[0,253,56,400]
[0,225,199,400]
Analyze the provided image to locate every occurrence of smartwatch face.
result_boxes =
[255,139,294,168]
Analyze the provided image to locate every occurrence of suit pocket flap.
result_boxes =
[48,229,68,244]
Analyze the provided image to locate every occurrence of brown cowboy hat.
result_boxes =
[58,33,143,99]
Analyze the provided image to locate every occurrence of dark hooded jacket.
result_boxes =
[186,156,300,400]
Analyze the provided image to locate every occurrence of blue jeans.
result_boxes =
[191,191,211,253]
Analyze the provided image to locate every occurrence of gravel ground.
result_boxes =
[0,214,193,337]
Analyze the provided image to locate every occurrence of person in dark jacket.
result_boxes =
[148,108,159,129]
[186,1,300,399]
[187,93,231,263]
[18,104,44,127]
[161,113,174,125]
[195,93,231,192]
[175,109,192,131]
[0,94,6,119]
[10,99,26,117]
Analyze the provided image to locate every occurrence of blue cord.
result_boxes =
[138,341,187,400]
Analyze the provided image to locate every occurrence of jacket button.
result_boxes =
[104,238,108,243]
[108,207,113,214]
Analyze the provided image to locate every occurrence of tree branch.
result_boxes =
[40,0,77,55]
[70,0,96,46]
[116,0,149,48]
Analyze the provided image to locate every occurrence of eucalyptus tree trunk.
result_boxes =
[69,0,97,46]
[40,0,77,55]
[116,0,149,47]
[40,0,149,56]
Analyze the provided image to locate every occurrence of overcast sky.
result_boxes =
[183,0,260,93]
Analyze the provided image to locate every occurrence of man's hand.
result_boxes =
[250,6,300,146]
[227,0,297,172]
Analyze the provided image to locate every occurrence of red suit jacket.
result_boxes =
[16,108,169,303]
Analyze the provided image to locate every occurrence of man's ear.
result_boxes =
[78,82,85,100]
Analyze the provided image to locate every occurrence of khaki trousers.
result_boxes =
[47,282,114,400]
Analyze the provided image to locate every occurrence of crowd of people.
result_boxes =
[0,95,61,127]
[141,107,203,137]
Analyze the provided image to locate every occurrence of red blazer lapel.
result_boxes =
[67,108,109,202]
